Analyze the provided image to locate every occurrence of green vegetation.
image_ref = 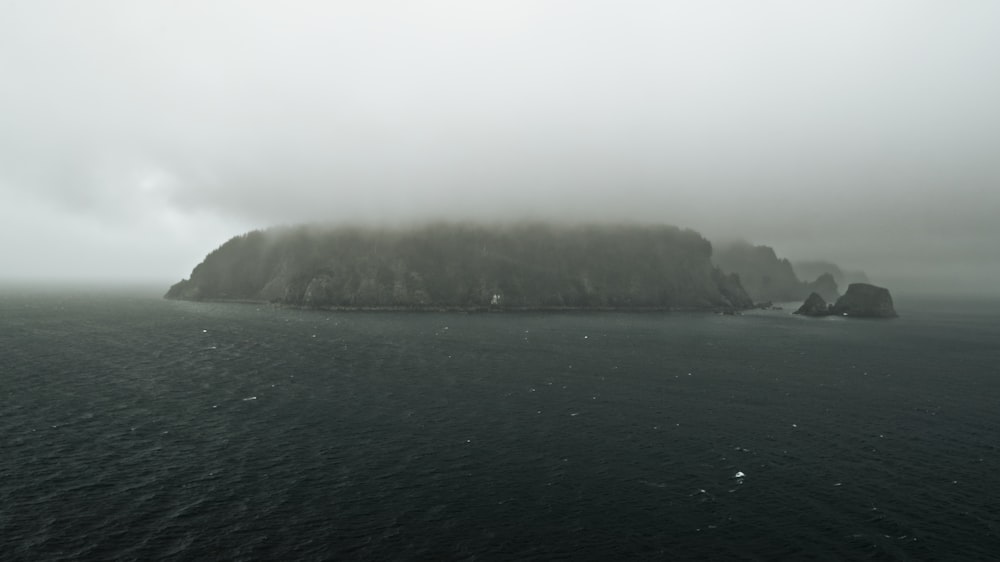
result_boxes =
[166,222,753,310]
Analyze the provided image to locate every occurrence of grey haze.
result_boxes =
[2,1,998,295]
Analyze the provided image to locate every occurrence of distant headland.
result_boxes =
[165,223,755,311]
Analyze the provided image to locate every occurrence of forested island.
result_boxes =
[165,223,755,311]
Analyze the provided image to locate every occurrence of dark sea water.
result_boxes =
[2,289,999,560]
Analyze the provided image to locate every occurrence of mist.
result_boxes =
[2,1,998,295]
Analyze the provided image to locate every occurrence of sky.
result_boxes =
[2,1,998,294]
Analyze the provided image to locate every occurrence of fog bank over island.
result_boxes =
[1,2,998,296]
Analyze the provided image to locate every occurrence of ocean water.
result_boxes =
[2,289,999,560]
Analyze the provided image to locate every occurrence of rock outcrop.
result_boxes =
[713,242,805,302]
[793,283,897,318]
[713,242,850,303]
[831,283,898,318]
[804,272,839,303]
[794,292,830,316]
[793,260,870,288]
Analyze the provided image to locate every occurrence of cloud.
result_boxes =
[1,1,999,292]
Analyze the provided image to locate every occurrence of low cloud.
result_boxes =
[1,1,998,293]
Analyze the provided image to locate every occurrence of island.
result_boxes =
[794,283,898,318]
[165,222,755,311]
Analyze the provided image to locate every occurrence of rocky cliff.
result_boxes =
[794,283,897,318]
[794,292,831,316]
[804,272,839,303]
[713,242,843,303]
[792,260,870,288]
[831,283,898,318]
[166,223,754,311]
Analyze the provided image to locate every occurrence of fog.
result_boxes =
[2,1,998,295]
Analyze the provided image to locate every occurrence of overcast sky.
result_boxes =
[2,1,998,294]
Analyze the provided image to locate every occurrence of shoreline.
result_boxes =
[164,296,755,314]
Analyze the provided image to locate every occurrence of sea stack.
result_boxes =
[793,283,897,318]
[794,292,830,316]
[831,283,898,318]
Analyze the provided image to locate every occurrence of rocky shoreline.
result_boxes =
[167,296,752,314]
